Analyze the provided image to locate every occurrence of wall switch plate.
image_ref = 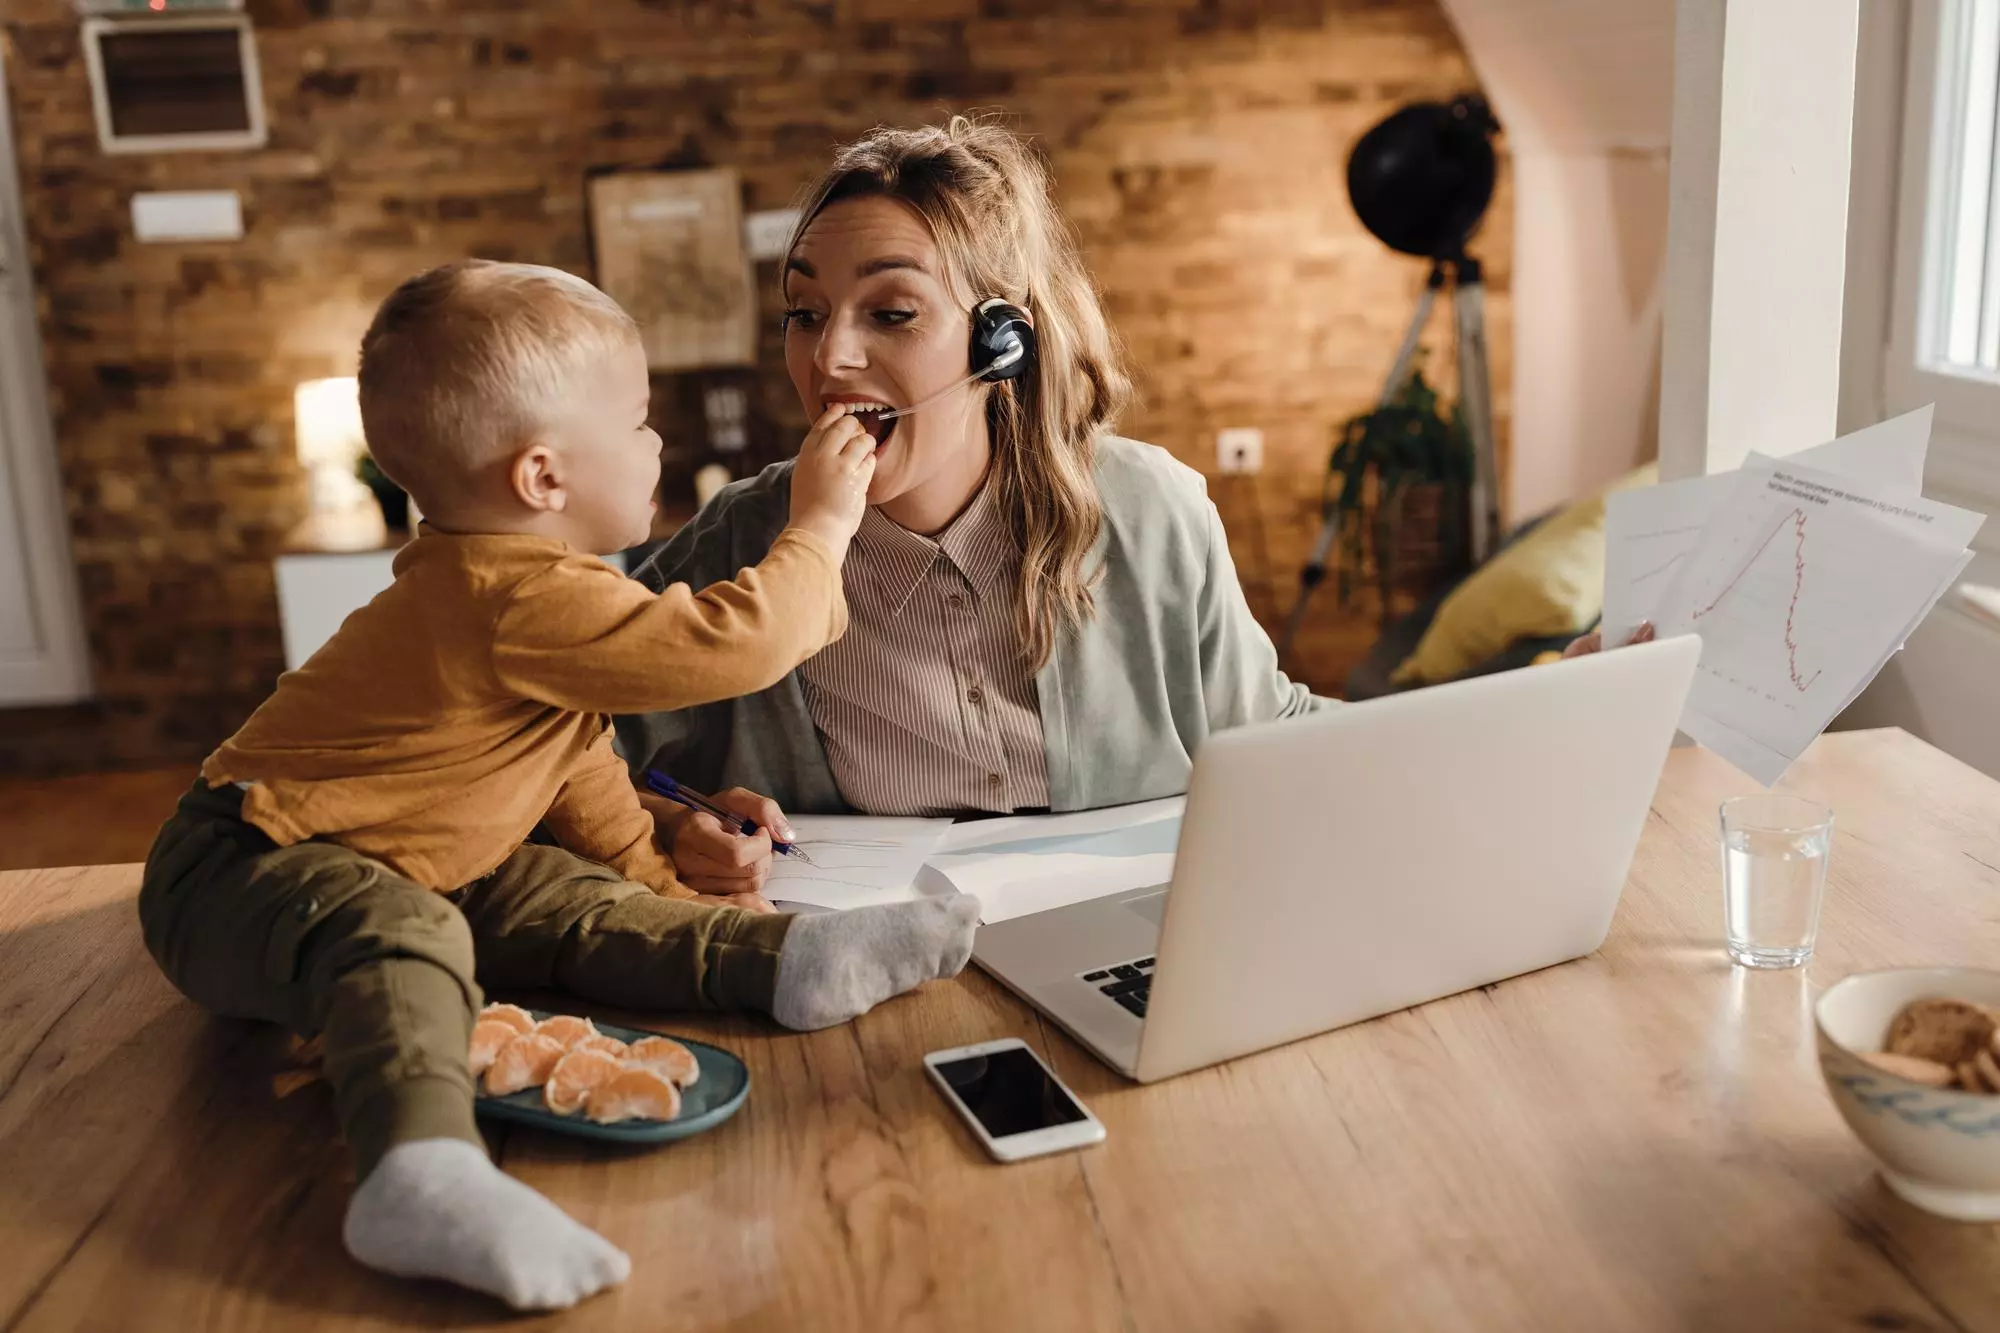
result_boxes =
[1217,427,1263,474]
[744,208,801,262]
[131,190,243,242]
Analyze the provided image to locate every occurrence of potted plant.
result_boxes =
[356,452,410,532]
[1323,361,1474,618]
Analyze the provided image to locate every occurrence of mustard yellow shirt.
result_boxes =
[203,526,845,897]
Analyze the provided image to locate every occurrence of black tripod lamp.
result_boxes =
[1278,93,1503,661]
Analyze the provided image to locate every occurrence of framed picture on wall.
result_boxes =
[587,167,757,372]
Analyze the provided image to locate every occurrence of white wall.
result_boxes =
[1436,0,1675,519]
[1506,151,1668,512]
[1658,0,1859,481]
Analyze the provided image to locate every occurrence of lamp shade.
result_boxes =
[1346,94,1500,262]
[294,376,363,468]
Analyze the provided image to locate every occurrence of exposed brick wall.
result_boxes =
[0,0,1507,776]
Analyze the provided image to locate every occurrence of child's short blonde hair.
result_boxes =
[356,259,639,506]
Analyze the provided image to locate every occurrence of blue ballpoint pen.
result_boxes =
[643,769,811,863]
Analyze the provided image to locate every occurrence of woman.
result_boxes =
[619,117,1627,899]
[617,117,1324,898]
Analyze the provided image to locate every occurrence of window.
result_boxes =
[81,16,266,155]
[1927,0,2000,376]
[1879,0,2000,512]
[0,60,91,703]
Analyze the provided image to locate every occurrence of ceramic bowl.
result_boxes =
[1816,966,2000,1220]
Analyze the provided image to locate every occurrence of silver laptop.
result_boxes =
[972,635,1701,1082]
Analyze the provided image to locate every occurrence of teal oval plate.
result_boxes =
[473,1011,750,1145]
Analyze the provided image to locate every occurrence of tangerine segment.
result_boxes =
[543,1049,627,1116]
[479,1003,536,1036]
[626,1036,700,1088]
[468,1019,519,1077]
[577,1034,630,1058]
[533,1014,597,1049]
[482,1033,566,1096]
[585,1065,683,1124]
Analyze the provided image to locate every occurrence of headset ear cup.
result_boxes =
[971,300,1036,383]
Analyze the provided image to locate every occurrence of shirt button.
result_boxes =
[967,685,984,705]
[947,594,966,610]
[988,773,1004,789]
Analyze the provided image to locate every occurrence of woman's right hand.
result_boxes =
[1563,620,1655,658]
[788,406,876,553]
[646,787,793,898]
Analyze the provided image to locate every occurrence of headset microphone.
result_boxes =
[875,298,1035,422]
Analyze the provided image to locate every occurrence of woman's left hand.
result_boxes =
[1562,620,1656,658]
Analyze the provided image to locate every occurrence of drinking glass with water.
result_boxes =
[1720,795,1834,969]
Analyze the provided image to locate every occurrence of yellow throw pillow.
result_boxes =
[1390,464,1658,687]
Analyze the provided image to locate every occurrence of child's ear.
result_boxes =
[510,441,566,513]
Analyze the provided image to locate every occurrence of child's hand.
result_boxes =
[787,405,876,553]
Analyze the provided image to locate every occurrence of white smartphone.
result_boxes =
[923,1037,1106,1162]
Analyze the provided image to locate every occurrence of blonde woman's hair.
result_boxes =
[787,116,1133,670]
[357,259,638,507]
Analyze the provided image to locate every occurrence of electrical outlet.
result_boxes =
[1217,427,1263,475]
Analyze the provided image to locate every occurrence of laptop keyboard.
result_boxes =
[1079,956,1155,1018]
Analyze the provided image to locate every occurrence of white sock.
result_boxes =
[343,1139,630,1311]
[770,894,981,1030]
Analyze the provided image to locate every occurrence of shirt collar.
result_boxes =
[852,479,1014,611]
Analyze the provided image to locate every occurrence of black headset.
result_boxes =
[970,298,1036,384]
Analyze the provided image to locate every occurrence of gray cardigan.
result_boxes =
[615,436,1328,814]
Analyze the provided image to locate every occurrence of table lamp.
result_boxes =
[294,377,373,514]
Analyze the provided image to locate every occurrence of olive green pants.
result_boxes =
[139,781,793,1176]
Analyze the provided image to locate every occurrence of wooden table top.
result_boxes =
[5,729,2000,1331]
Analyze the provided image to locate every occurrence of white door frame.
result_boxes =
[0,56,92,704]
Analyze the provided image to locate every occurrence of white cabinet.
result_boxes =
[274,549,399,670]
[274,545,631,671]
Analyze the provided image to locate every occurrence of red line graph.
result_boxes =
[1691,508,1824,692]
[1631,550,1685,586]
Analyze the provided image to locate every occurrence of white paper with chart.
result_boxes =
[1601,406,1936,650]
[763,815,953,911]
[1642,451,1980,785]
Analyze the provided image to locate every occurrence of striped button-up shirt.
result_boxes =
[797,483,1051,816]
